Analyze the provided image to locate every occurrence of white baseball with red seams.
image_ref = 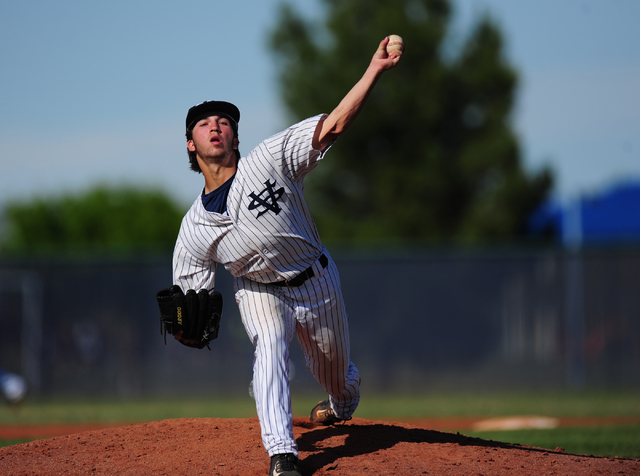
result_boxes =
[386,34,404,54]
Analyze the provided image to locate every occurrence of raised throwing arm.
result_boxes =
[312,36,404,151]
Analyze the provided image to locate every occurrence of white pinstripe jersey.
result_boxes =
[173,114,332,291]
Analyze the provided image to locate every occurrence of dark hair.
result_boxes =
[185,128,240,174]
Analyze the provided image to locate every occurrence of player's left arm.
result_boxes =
[313,36,403,152]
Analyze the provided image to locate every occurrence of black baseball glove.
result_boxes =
[156,285,223,349]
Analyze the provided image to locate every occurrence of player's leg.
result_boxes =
[294,253,360,420]
[234,278,298,457]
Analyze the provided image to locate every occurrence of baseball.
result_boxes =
[386,34,404,55]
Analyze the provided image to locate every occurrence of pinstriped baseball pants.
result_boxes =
[234,250,360,457]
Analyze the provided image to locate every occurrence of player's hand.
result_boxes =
[371,36,403,72]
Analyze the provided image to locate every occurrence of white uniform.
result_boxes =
[173,114,360,457]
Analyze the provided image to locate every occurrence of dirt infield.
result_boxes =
[1,417,639,475]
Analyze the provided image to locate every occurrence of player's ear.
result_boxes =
[187,140,196,152]
[233,137,239,150]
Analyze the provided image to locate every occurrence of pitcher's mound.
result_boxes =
[0,417,637,475]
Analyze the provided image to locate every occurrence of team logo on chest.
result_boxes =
[248,179,285,217]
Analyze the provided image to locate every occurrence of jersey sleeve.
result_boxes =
[172,234,217,292]
[265,114,335,183]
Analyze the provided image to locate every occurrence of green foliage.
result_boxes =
[269,0,554,244]
[0,186,185,256]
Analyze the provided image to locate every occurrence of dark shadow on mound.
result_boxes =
[296,423,571,474]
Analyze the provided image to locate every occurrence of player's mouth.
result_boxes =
[210,136,222,144]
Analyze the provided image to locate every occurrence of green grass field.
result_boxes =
[465,426,640,459]
[1,391,639,458]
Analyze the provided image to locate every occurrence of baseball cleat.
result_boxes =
[269,453,301,476]
[309,399,351,426]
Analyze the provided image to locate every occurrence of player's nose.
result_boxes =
[208,119,221,131]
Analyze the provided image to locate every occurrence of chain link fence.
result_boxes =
[1,247,638,399]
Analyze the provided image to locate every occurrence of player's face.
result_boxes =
[187,115,238,163]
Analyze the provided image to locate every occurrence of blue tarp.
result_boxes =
[529,182,640,245]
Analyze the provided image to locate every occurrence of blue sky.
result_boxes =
[1,0,638,208]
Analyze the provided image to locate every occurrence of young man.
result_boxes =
[172,36,402,476]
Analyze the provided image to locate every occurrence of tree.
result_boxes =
[0,186,185,255]
[269,0,553,244]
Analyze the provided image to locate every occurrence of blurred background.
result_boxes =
[0,0,639,400]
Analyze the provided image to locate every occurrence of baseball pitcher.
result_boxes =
[157,36,403,476]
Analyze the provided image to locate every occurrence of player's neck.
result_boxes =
[202,158,237,193]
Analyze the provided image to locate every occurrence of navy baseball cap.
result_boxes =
[185,100,240,133]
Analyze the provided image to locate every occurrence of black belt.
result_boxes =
[270,254,328,287]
